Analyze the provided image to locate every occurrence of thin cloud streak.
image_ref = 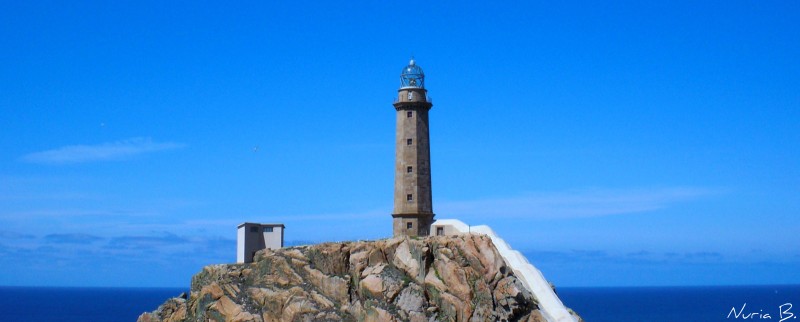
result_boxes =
[21,137,185,164]
[524,249,731,264]
[107,233,189,249]
[0,209,159,220]
[44,233,104,244]
[437,187,721,219]
[0,231,36,240]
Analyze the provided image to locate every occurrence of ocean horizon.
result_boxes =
[0,284,797,321]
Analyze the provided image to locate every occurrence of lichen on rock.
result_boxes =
[139,234,571,322]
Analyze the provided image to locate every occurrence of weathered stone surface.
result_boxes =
[493,275,538,321]
[392,239,421,281]
[302,265,349,304]
[211,296,262,322]
[395,283,425,313]
[360,273,384,297]
[137,297,186,322]
[138,235,579,322]
[365,304,395,322]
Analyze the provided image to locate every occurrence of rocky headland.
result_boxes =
[138,234,580,322]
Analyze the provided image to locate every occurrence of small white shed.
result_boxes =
[236,222,285,263]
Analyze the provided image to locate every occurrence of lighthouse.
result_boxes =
[392,58,434,237]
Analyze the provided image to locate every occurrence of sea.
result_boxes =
[0,285,797,321]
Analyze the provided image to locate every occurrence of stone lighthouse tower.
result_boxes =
[392,58,434,237]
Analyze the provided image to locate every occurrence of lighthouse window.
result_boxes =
[407,194,413,201]
[407,111,413,118]
[407,139,412,145]
[407,222,413,229]
[407,166,413,173]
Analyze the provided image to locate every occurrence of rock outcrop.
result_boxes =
[139,234,578,322]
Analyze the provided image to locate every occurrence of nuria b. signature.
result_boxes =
[728,303,794,321]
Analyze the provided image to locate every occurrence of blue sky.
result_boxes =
[1,1,798,287]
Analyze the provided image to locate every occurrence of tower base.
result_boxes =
[392,213,434,237]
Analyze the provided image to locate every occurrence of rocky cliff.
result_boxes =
[138,234,579,322]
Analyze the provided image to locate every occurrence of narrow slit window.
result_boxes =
[406,194,413,201]
[407,166,413,173]
[407,138,412,145]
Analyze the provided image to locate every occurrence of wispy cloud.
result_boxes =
[438,187,721,219]
[0,231,36,240]
[21,137,185,164]
[44,233,104,244]
[525,249,729,265]
[107,232,189,250]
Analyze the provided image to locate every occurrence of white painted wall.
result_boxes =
[236,223,284,264]
[431,219,469,236]
[262,225,284,250]
[236,226,246,263]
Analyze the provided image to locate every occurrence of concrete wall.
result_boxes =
[262,225,284,250]
[236,227,246,263]
[432,219,470,236]
[236,223,284,263]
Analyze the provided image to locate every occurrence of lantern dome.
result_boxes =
[400,58,425,89]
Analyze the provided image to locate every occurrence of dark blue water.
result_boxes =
[559,285,800,322]
[0,286,185,322]
[0,285,797,321]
